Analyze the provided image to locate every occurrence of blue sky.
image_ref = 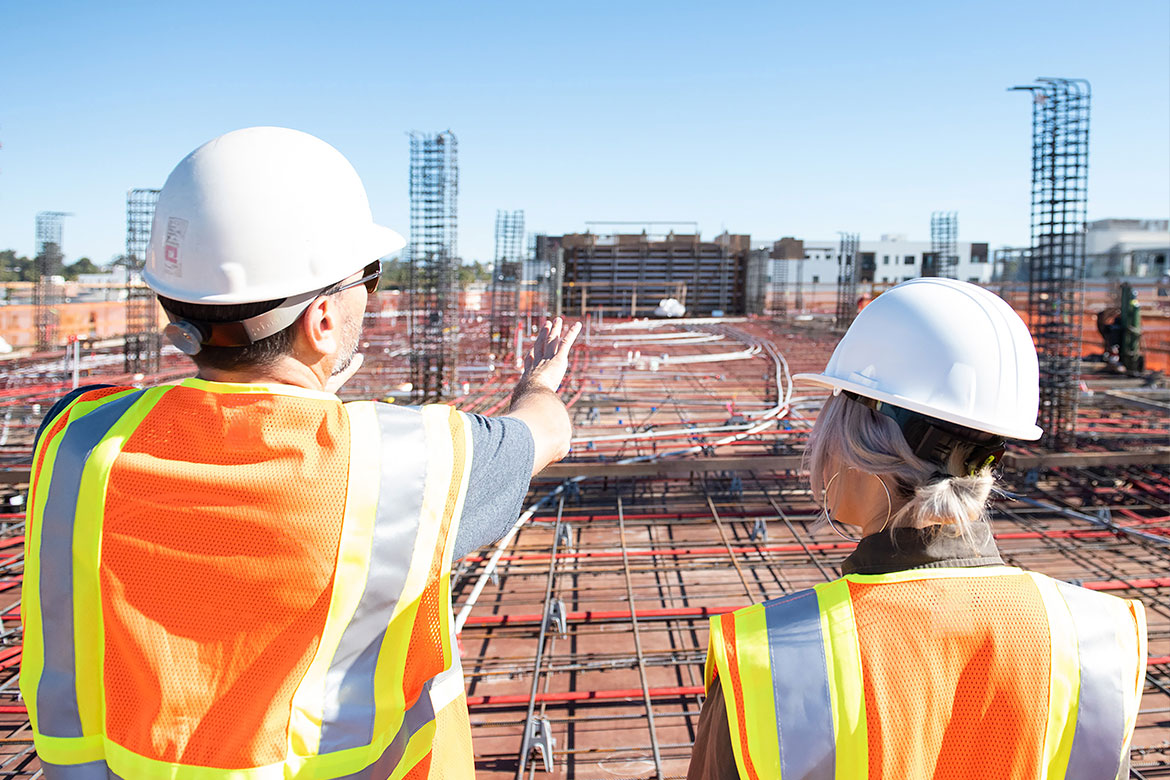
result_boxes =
[1,0,1167,265]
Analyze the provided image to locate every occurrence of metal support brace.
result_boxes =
[1097,507,1115,528]
[555,522,574,551]
[524,716,556,772]
[729,474,743,499]
[749,516,768,542]
[545,598,568,637]
[489,568,500,587]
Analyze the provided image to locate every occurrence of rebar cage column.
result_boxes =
[834,232,859,328]
[1011,78,1091,451]
[490,210,523,352]
[927,211,958,279]
[124,189,161,374]
[33,212,68,351]
[408,131,459,403]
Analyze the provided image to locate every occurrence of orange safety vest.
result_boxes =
[706,566,1146,780]
[22,379,476,779]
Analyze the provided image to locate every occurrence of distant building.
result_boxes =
[765,234,993,288]
[1086,219,1169,279]
[546,231,752,317]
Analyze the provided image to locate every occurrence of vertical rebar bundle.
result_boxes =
[794,256,804,312]
[834,232,860,328]
[408,131,459,403]
[490,210,524,352]
[1011,78,1091,450]
[33,212,69,351]
[928,211,959,279]
[124,189,161,374]
[770,254,788,318]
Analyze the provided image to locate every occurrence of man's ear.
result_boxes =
[298,295,340,359]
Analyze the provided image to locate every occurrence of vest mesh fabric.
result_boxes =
[101,388,349,767]
[848,575,1050,780]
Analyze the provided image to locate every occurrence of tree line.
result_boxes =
[0,251,495,287]
[0,248,107,282]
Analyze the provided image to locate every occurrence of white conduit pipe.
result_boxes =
[454,325,794,634]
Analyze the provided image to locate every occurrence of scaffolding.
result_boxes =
[1011,78,1091,451]
[490,210,524,353]
[927,211,959,279]
[124,189,161,374]
[32,212,69,351]
[408,131,459,403]
[834,232,859,329]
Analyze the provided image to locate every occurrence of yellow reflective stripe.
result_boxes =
[1028,572,1077,779]
[104,736,287,780]
[734,605,781,779]
[31,732,105,766]
[20,400,74,732]
[396,405,456,618]
[704,628,718,692]
[705,610,757,780]
[73,386,171,736]
[178,376,341,401]
[440,411,474,668]
[814,579,867,780]
[289,400,383,757]
[20,388,141,735]
[387,721,438,780]
[844,565,1022,585]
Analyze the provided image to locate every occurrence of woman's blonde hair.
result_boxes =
[805,392,995,535]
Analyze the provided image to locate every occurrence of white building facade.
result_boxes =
[764,234,993,289]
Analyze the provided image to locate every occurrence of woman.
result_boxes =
[688,278,1146,780]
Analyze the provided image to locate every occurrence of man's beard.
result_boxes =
[331,310,365,376]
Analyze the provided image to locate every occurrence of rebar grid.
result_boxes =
[0,312,1166,778]
[457,466,1170,779]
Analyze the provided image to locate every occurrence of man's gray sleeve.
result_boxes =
[453,413,535,560]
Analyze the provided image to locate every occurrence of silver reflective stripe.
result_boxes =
[1056,581,1129,780]
[40,760,126,779]
[318,404,429,752]
[764,589,835,780]
[336,680,436,780]
[37,390,145,738]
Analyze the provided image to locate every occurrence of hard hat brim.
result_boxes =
[146,222,407,305]
[792,372,1044,441]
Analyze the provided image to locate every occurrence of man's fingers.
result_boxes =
[558,321,583,355]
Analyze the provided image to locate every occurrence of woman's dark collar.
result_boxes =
[841,523,1003,576]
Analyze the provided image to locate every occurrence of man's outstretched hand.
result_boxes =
[509,317,582,476]
[519,317,582,395]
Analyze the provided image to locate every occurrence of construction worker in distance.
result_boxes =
[688,278,1146,780]
[22,127,581,779]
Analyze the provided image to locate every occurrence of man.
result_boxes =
[22,127,580,779]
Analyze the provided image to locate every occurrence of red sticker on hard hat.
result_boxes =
[164,217,188,276]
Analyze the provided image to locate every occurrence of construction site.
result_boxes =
[0,78,1168,778]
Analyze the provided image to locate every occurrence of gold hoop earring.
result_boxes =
[873,474,893,534]
[819,470,860,543]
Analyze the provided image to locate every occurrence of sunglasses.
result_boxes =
[330,260,382,295]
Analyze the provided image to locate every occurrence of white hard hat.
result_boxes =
[794,278,1042,440]
[145,127,404,305]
